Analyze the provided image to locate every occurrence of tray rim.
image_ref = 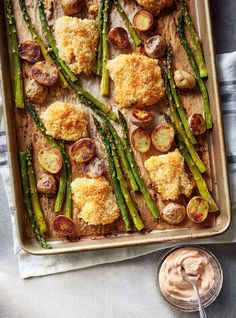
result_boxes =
[0,0,232,255]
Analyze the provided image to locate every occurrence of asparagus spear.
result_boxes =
[63,145,72,218]
[5,0,24,108]
[177,0,208,78]
[113,0,142,46]
[93,117,132,231]
[96,0,104,76]
[177,135,218,212]
[26,101,67,213]
[18,0,68,88]
[26,144,48,234]
[19,152,51,248]
[178,15,213,130]
[166,44,197,144]
[162,68,206,173]
[101,0,110,96]
[118,111,160,219]
[38,0,77,83]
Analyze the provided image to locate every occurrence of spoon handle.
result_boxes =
[193,284,207,318]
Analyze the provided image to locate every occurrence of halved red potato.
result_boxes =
[161,203,186,225]
[133,10,154,32]
[38,147,63,174]
[144,35,166,59]
[32,61,59,86]
[187,196,209,223]
[131,128,151,153]
[19,41,41,64]
[84,158,104,178]
[52,215,75,236]
[37,173,57,197]
[151,124,174,152]
[188,113,206,136]
[131,108,154,127]
[61,0,85,16]
[108,27,130,49]
[70,138,96,164]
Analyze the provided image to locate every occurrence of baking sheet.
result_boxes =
[0,0,231,254]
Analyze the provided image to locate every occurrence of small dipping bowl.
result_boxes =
[156,245,223,312]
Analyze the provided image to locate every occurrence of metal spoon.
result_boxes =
[181,267,207,318]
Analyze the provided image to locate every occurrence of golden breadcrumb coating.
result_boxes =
[54,16,98,75]
[106,54,165,108]
[136,0,174,13]
[40,101,88,141]
[144,149,193,200]
[71,177,120,225]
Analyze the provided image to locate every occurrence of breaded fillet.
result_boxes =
[144,149,193,200]
[107,54,165,108]
[71,177,120,225]
[54,16,98,75]
[136,0,174,13]
[40,101,88,141]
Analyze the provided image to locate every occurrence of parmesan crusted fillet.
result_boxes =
[54,16,99,75]
[40,101,88,141]
[107,54,165,108]
[135,0,174,13]
[144,149,193,201]
[71,177,120,225]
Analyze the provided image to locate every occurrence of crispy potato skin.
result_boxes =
[61,0,85,16]
[84,158,104,178]
[131,127,151,153]
[174,70,196,90]
[131,108,154,127]
[31,61,59,86]
[19,41,41,64]
[151,123,174,152]
[187,196,209,223]
[161,203,186,225]
[135,0,174,14]
[133,10,154,32]
[144,35,166,59]
[70,138,96,164]
[108,27,130,49]
[37,173,57,197]
[25,78,48,104]
[188,113,206,135]
[52,215,75,236]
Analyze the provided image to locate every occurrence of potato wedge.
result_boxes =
[188,113,206,135]
[32,61,59,86]
[131,108,154,127]
[108,27,130,49]
[144,35,166,59]
[187,196,209,223]
[133,10,154,32]
[131,128,151,153]
[151,124,174,152]
[52,215,75,236]
[84,158,104,178]
[161,203,186,225]
[70,138,96,164]
[38,147,63,174]
[37,173,57,197]
[61,0,85,16]
[19,40,41,64]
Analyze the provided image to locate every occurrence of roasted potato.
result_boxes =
[38,147,63,174]
[52,215,75,236]
[70,138,96,164]
[187,196,209,223]
[131,128,151,153]
[84,158,104,178]
[32,61,59,86]
[188,113,206,135]
[108,27,130,49]
[61,0,85,16]
[133,10,154,32]
[144,35,166,59]
[151,124,174,152]
[25,78,48,104]
[161,203,186,225]
[174,70,196,90]
[18,41,41,64]
[37,173,57,197]
[131,108,154,127]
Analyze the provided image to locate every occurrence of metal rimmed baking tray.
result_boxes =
[0,0,231,255]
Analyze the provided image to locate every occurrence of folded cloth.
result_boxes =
[0,52,236,278]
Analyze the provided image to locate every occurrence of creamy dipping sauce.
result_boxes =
[159,248,214,301]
